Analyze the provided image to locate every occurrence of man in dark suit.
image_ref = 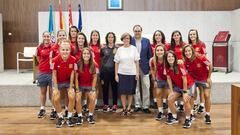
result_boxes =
[131,25,152,113]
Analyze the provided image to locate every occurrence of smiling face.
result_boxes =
[70,27,78,39]
[173,32,181,43]
[167,52,175,65]
[57,31,67,43]
[133,26,142,39]
[77,34,85,49]
[189,30,197,42]
[82,49,91,62]
[155,45,165,58]
[154,31,162,44]
[91,31,99,44]
[60,42,71,60]
[42,32,51,44]
[107,33,114,45]
[122,35,131,45]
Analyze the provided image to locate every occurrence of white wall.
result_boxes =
[0,14,4,72]
[39,11,240,71]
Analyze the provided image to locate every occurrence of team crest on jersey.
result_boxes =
[69,64,73,69]
[197,63,201,68]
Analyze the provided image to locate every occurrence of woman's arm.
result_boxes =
[52,70,58,90]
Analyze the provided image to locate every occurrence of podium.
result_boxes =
[212,31,231,73]
[232,84,240,135]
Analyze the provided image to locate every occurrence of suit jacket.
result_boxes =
[131,37,152,75]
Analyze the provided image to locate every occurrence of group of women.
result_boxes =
[36,25,212,129]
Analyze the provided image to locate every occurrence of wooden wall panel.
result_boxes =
[0,0,239,69]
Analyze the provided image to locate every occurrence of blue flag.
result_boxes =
[78,4,82,31]
[48,4,56,43]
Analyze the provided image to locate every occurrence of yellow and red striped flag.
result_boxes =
[58,0,65,30]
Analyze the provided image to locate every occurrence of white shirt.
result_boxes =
[135,38,142,53]
[114,45,140,75]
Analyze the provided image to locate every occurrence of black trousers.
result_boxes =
[101,70,118,105]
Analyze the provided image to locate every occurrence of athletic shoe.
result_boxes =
[76,116,83,125]
[142,108,151,114]
[190,114,195,122]
[56,117,64,128]
[183,119,192,128]
[64,110,68,118]
[50,109,57,120]
[121,109,127,116]
[126,109,132,116]
[163,102,168,110]
[37,109,46,118]
[165,113,179,125]
[193,104,199,113]
[134,107,142,112]
[103,105,110,112]
[205,114,211,124]
[87,115,95,124]
[178,104,184,113]
[111,105,118,112]
[66,117,75,127]
[155,112,165,121]
[198,105,204,114]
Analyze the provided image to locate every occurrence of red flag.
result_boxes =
[58,0,64,29]
[68,3,73,27]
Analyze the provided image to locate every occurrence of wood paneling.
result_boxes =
[0,0,239,69]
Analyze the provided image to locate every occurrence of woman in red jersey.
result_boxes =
[73,32,89,62]
[68,26,79,56]
[164,51,195,129]
[75,47,97,124]
[183,44,212,124]
[149,44,169,120]
[51,40,77,128]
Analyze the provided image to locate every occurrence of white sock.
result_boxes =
[172,114,177,119]
[163,98,167,103]
[89,112,93,116]
[57,113,63,118]
[186,116,191,120]
[95,100,98,105]
[68,112,73,118]
[194,100,198,105]
[200,102,204,107]
[78,113,83,117]
[158,107,163,113]
[153,98,157,102]
[191,109,194,115]
[40,106,45,110]
[83,100,87,105]
[168,108,171,113]
[65,106,68,110]
[205,112,210,116]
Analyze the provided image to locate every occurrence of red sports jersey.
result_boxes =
[150,59,166,80]
[51,43,60,58]
[74,49,82,62]
[173,42,186,60]
[192,41,206,55]
[52,55,77,84]
[70,42,76,56]
[185,56,210,81]
[36,44,52,74]
[90,44,101,68]
[77,63,96,87]
[166,64,194,89]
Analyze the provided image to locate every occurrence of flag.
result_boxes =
[48,4,56,43]
[78,4,82,31]
[58,0,65,30]
[68,3,73,27]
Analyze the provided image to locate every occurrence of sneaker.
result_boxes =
[165,113,179,125]
[103,105,110,112]
[94,106,99,111]
[190,114,195,122]
[163,102,168,110]
[50,109,57,120]
[66,117,75,127]
[73,112,78,118]
[178,104,184,113]
[121,109,127,116]
[142,108,151,114]
[83,104,89,113]
[193,104,199,113]
[76,116,83,125]
[111,105,118,112]
[134,107,142,112]
[126,109,132,116]
[64,110,68,118]
[155,112,165,121]
[198,105,204,114]
[183,119,192,128]
[56,117,65,128]
[87,115,95,124]
[37,109,46,118]
[205,114,211,124]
